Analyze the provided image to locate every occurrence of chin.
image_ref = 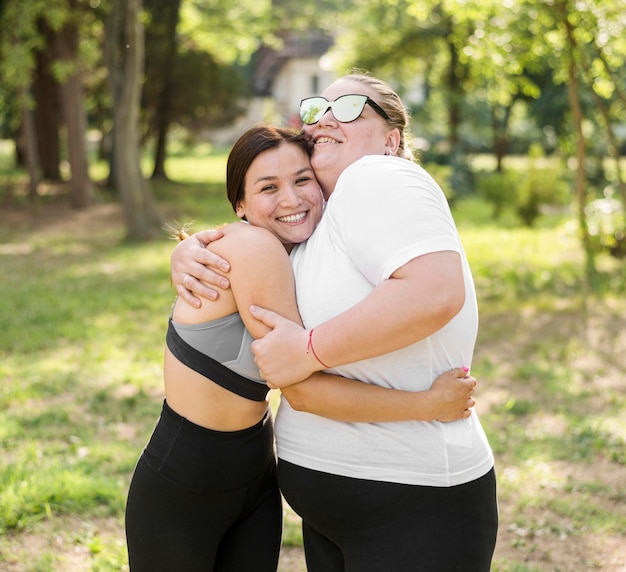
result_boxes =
[289,232,311,245]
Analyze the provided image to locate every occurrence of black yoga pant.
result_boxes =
[125,401,282,572]
[278,460,498,572]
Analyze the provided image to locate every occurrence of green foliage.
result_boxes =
[420,152,475,203]
[585,194,626,259]
[474,146,572,226]
[421,163,453,200]
[516,144,572,226]
[475,169,521,219]
[177,0,274,63]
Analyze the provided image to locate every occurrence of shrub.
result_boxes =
[421,163,454,202]
[585,194,626,258]
[421,153,475,206]
[475,170,521,219]
[516,144,571,226]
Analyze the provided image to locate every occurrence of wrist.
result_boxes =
[417,388,437,422]
[306,328,331,370]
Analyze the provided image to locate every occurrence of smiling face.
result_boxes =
[303,78,400,198]
[235,142,324,252]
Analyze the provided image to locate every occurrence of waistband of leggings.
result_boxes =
[161,398,272,437]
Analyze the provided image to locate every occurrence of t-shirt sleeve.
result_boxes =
[331,158,462,284]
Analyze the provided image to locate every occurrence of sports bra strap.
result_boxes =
[166,319,268,402]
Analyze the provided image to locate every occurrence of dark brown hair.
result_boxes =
[226,124,312,212]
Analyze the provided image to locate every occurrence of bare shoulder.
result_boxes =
[222,221,280,242]
[213,222,286,261]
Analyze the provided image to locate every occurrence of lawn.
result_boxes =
[0,146,625,571]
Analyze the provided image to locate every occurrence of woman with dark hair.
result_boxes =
[126,123,477,572]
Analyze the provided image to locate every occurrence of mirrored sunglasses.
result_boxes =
[299,94,391,125]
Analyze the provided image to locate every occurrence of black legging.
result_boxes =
[125,401,282,572]
[278,460,498,572]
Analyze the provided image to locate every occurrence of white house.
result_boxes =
[207,31,336,144]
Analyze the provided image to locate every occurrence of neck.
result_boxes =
[319,174,339,200]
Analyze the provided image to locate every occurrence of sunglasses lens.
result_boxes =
[332,95,368,122]
[299,95,369,124]
[300,97,328,125]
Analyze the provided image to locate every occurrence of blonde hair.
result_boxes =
[342,72,415,161]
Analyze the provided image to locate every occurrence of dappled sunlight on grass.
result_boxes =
[2,149,625,571]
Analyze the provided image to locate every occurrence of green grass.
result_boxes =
[1,144,625,570]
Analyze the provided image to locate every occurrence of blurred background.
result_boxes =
[1,0,625,264]
[1,1,625,570]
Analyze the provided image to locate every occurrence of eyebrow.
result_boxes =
[294,167,314,176]
[252,167,313,185]
[253,175,278,185]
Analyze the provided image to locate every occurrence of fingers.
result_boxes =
[249,305,279,328]
[194,231,231,273]
[193,263,230,290]
[452,367,471,379]
[178,273,220,303]
[175,281,202,307]
[460,372,477,390]
[195,249,231,276]
[195,228,225,247]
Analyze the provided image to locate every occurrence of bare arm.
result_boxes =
[171,229,231,307]
[281,367,476,423]
[209,227,473,423]
[251,251,465,387]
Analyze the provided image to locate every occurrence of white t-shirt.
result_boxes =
[275,155,494,487]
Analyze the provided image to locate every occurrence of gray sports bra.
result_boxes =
[171,313,263,384]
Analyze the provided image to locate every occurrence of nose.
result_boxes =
[279,185,302,207]
[317,106,337,125]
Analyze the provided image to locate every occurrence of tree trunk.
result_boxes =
[446,34,461,148]
[34,18,61,182]
[55,9,93,209]
[19,87,41,204]
[150,0,182,180]
[559,2,597,284]
[106,0,162,240]
[491,105,512,173]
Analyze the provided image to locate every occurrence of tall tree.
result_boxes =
[105,0,162,240]
[337,0,626,282]
[144,0,181,180]
[0,0,95,208]
[33,18,62,181]
[18,86,41,202]
[54,0,94,209]
[139,0,275,178]
[0,0,46,199]
[557,0,595,280]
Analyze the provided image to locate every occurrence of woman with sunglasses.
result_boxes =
[172,73,498,571]
[126,124,477,572]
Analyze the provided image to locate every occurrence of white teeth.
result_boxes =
[278,212,307,223]
[315,137,338,144]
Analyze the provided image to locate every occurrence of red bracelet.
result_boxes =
[307,329,330,369]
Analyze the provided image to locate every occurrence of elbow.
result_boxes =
[446,288,465,319]
[434,287,465,327]
[280,387,308,412]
